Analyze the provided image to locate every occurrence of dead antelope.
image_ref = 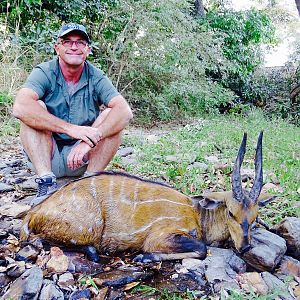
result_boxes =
[20,132,275,262]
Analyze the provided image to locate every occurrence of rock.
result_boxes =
[0,203,31,217]
[181,258,204,271]
[67,253,102,274]
[46,247,69,273]
[39,279,64,300]
[165,155,178,163]
[0,167,14,175]
[0,182,14,192]
[262,182,283,193]
[183,247,246,293]
[16,245,40,262]
[242,228,287,272]
[0,273,11,289]
[187,162,208,173]
[57,272,75,290]
[93,269,153,287]
[276,255,300,278]
[240,168,255,181]
[145,134,159,143]
[121,157,138,166]
[274,217,300,259]
[6,261,26,277]
[261,272,294,300]
[117,147,134,157]
[69,289,91,300]
[0,162,7,169]
[18,177,37,191]
[237,272,269,294]
[1,266,43,299]
[204,155,219,163]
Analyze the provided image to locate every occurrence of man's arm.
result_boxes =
[92,95,133,139]
[13,88,101,147]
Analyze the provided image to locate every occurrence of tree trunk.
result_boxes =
[295,0,300,16]
[194,0,205,17]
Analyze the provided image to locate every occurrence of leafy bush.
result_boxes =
[0,0,278,123]
[201,9,276,104]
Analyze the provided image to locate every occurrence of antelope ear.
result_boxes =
[257,192,277,207]
[193,192,227,210]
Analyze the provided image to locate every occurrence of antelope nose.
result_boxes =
[240,244,251,253]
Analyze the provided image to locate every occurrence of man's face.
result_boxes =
[54,32,91,67]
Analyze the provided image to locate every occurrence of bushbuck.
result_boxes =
[20,132,275,262]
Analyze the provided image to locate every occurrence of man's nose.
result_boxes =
[71,41,79,49]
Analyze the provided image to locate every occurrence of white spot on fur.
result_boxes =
[90,177,97,199]
[70,239,77,245]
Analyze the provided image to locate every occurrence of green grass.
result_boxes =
[114,109,299,224]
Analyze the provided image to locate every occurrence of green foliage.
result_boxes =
[118,110,300,224]
[0,0,283,123]
[131,284,197,299]
[202,9,276,103]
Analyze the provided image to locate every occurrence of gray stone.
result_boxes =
[0,273,11,289]
[276,255,300,278]
[181,258,204,271]
[0,162,8,169]
[165,155,178,163]
[261,272,294,300]
[40,279,64,300]
[242,228,287,272]
[1,266,43,300]
[117,147,134,157]
[57,272,75,290]
[6,261,26,278]
[121,157,138,166]
[16,245,40,262]
[187,162,208,173]
[0,203,31,217]
[145,134,160,144]
[204,155,219,163]
[274,217,300,259]
[0,167,14,175]
[69,289,91,300]
[18,177,38,191]
[0,182,14,192]
[183,247,246,293]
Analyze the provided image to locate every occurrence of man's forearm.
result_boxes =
[93,99,133,139]
[13,99,72,134]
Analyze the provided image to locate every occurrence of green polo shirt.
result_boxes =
[24,58,120,143]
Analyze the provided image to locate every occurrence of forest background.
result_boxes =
[0,2,299,298]
[0,0,299,129]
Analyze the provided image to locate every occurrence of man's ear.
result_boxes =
[54,44,60,56]
[192,192,227,210]
[257,192,277,207]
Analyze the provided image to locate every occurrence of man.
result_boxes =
[13,23,133,205]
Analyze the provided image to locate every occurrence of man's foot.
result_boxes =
[30,175,58,206]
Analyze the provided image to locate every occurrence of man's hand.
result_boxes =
[67,141,91,171]
[67,125,102,148]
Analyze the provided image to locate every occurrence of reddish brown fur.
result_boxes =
[21,172,272,255]
[21,173,201,253]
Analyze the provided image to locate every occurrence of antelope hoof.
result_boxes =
[83,246,100,262]
[133,253,161,263]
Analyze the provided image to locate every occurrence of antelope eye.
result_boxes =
[228,211,234,218]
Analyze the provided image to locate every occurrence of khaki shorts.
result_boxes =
[24,140,87,178]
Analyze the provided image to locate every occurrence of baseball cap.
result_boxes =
[58,23,90,43]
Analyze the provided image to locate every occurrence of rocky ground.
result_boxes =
[0,134,300,299]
